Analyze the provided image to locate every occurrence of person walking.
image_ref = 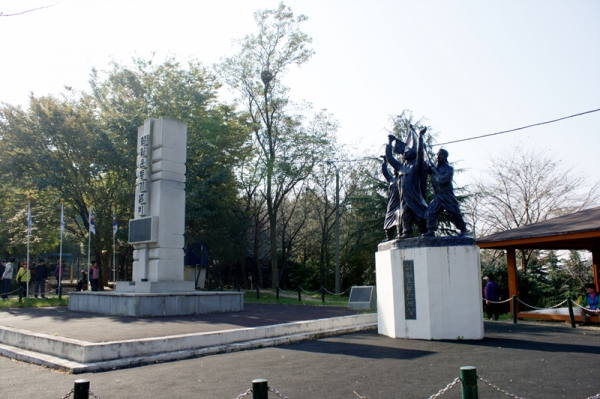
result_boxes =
[580,283,599,325]
[1,258,14,300]
[33,259,49,299]
[483,273,501,321]
[15,262,31,296]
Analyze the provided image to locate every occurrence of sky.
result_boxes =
[1,0,599,191]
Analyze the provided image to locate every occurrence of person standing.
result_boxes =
[54,262,63,284]
[580,283,599,325]
[33,259,49,299]
[15,262,31,296]
[483,273,501,321]
[90,261,99,291]
[1,258,14,300]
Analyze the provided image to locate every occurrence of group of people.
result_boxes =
[1,258,58,299]
[381,125,467,240]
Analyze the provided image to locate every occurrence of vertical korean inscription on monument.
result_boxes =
[136,133,150,217]
[403,260,417,319]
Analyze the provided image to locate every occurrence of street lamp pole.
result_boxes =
[328,161,341,294]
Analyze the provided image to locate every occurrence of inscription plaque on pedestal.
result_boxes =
[403,260,416,320]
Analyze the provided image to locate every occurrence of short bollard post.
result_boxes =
[321,285,325,303]
[58,285,62,300]
[252,378,268,399]
[297,285,301,302]
[512,295,518,324]
[256,285,260,300]
[276,286,280,300]
[460,366,478,399]
[237,285,241,292]
[18,286,23,303]
[73,379,90,399]
[567,297,576,328]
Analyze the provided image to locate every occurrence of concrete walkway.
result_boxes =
[0,318,598,399]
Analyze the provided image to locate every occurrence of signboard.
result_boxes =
[348,286,377,310]
[128,216,158,244]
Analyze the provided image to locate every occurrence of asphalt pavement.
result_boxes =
[1,320,599,399]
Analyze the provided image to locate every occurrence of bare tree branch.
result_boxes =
[0,2,58,17]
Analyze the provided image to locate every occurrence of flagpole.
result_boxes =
[59,199,64,294]
[26,197,31,298]
[87,203,92,291]
[112,202,116,287]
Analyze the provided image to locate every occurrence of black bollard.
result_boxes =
[256,285,260,300]
[512,296,517,324]
[567,297,576,328]
[276,286,279,300]
[460,366,478,399]
[237,285,241,292]
[252,378,268,399]
[321,286,325,303]
[73,379,90,399]
[58,285,62,300]
[297,285,301,302]
[18,286,23,303]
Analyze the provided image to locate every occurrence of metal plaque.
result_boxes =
[403,260,417,319]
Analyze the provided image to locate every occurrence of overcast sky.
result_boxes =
[2,0,599,190]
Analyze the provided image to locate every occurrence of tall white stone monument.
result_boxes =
[376,237,484,340]
[69,118,243,317]
[125,118,194,293]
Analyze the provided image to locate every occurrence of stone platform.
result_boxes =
[68,291,244,317]
[0,303,376,373]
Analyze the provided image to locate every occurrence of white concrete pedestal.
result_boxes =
[375,237,483,340]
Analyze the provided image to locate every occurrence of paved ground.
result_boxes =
[0,317,599,399]
[0,304,359,341]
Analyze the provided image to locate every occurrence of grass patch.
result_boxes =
[0,296,68,309]
[243,290,349,307]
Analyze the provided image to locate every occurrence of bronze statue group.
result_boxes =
[381,125,468,241]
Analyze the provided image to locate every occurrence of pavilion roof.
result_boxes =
[476,206,600,250]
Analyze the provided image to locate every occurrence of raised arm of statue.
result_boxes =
[416,127,427,172]
[385,143,405,173]
[381,157,394,183]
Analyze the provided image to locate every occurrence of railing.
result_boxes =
[484,295,599,328]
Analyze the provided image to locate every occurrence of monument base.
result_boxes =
[69,291,243,317]
[375,237,483,340]
[115,280,195,293]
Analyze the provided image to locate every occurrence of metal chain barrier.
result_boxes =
[516,298,568,310]
[88,391,101,399]
[587,393,600,399]
[573,301,600,313]
[299,287,319,294]
[427,377,461,399]
[323,287,351,296]
[234,389,252,399]
[482,297,512,304]
[268,386,291,399]
[61,388,74,399]
[478,376,527,399]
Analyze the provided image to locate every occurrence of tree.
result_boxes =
[0,56,251,287]
[473,146,599,270]
[217,3,337,287]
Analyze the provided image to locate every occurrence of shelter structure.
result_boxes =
[476,206,600,321]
